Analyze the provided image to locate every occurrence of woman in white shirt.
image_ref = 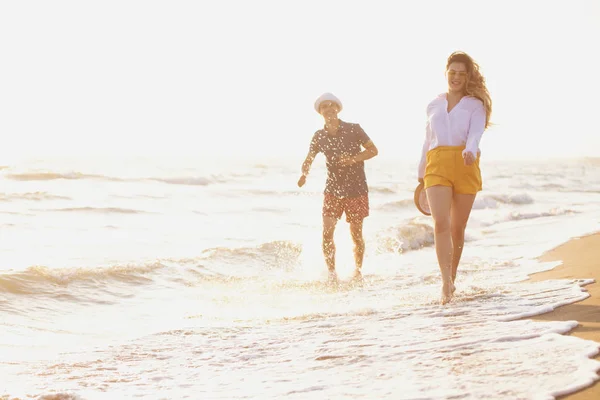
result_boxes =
[418,51,492,304]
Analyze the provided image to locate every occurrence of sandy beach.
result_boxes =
[528,233,600,399]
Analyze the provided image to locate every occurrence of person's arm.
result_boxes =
[353,140,378,162]
[417,121,431,182]
[463,101,486,164]
[301,149,317,175]
[339,124,378,166]
[298,134,319,187]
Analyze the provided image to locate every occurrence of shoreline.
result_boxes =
[527,232,600,399]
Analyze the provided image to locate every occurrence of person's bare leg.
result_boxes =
[426,185,454,304]
[349,219,365,280]
[450,193,477,284]
[323,216,338,281]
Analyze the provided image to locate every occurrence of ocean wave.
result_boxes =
[199,240,302,270]
[494,193,534,204]
[0,263,165,295]
[113,194,167,200]
[150,176,215,186]
[34,393,83,400]
[472,196,501,210]
[0,241,306,298]
[379,193,534,212]
[45,207,148,214]
[541,183,566,190]
[2,168,223,187]
[559,189,600,194]
[507,208,578,221]
[0,210,36,216]
[0,191,71,202]
[472,193,534,210]
[375,220,434,253]
[4,171,123,182]
[246,189,296,196]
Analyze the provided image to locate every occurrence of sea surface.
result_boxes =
[1,155,600,399]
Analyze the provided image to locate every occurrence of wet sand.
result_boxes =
[528,233,600,399]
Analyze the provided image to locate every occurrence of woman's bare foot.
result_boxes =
[441,282,456,305]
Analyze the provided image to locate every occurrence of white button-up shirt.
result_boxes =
[418,93,486,179]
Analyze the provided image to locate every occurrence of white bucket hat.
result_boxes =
[314,92,343,114]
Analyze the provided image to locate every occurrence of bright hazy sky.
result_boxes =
[1,0,599,163]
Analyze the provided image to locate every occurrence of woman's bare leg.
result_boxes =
[426,185,454,304]
[450,193,477,283]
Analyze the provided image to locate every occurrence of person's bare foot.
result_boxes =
[352,269,363,282]
[327,269,338,285]
[441,282,456,305]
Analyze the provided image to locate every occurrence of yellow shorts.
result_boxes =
[424,146,482,195]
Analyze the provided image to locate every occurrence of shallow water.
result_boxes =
[1,156,599,399]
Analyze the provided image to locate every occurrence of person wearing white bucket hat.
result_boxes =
[313,92,343,114]
[298,93,379,283]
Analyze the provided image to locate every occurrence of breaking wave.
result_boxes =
[375,221,434,253]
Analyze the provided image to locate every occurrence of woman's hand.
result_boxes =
[463,151,476,166]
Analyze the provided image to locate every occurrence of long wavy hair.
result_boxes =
[446,51,492,129]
